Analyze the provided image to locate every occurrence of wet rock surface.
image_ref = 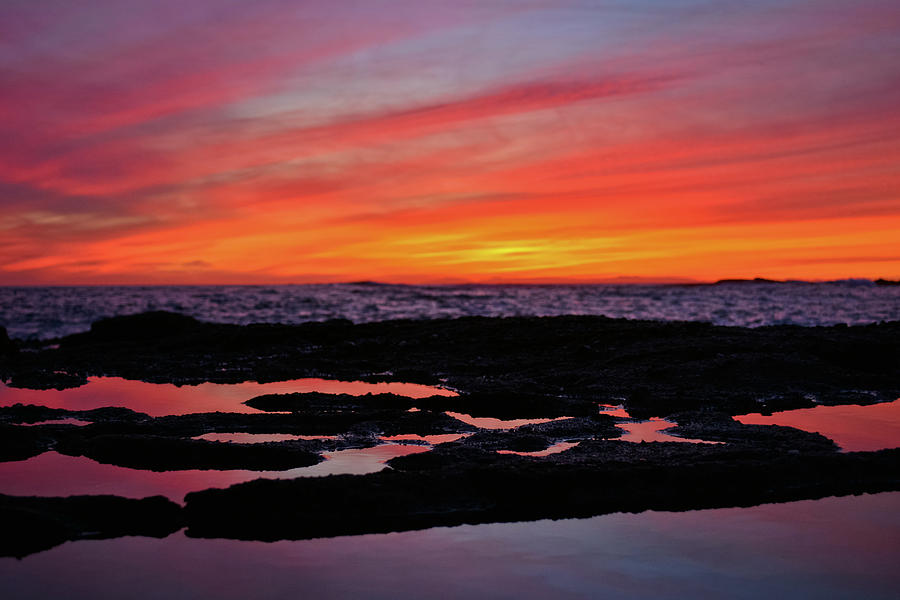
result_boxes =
[1,312,899,554]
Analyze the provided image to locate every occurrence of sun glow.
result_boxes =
[1,1,898,284]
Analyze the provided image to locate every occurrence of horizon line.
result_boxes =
[1,277,897,288]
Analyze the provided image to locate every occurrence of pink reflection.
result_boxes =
[192,433,337,444]
[0,376,456,417]
[617,418,721,444]
[445,412,569,430]
[17,418,92,427]
[734,399,900,452]
[381,433,472,444]
[0,452,311,503]
[0,444,435,503]
[497,441,580,457]
[598,404,631,418]
[297,444,431,477]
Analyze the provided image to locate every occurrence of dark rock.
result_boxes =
[0,326,13,355]
[3,313,900,548]
[245,391,419,412]
[0,424,56,462]
[6,370,88,390]
[5,313,895,415]
[89,311,202,342]
[184,448,900,542]
[417,391,598,419]
[56,434,324,471]
[0,404,149,426]
[0,493,183,558]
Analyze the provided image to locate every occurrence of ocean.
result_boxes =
[2,281,899,340]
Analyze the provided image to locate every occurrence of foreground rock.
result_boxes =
[184,446,899,541]
[55,434,324,471]
[1,312,898,552]
[0,326,13,356]
[0,494,183,558]
[3,312,898,417]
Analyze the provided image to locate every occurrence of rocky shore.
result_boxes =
[1,312,898,557]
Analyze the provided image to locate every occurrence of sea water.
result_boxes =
[2,280,898,339]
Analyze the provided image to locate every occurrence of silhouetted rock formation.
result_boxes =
[5,313,895,415]
[0,326,12,355]
[0,494,183,558]
[2,313,899,554]
[183,447,899,542]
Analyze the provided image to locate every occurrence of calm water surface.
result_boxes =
[0,376,456,416]
[0,377,459,499]
[2,492,897,600]
[0,443,435,502]
[735,399,900,452]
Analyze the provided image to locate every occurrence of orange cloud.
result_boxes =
[1,0,899,284]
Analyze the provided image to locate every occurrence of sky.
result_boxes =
[1,0,899,284]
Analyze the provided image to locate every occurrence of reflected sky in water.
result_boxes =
[381,433,472,444]
[0,444,431,502]
[193,433,337,443]
[617,418,722,445]
[0,452,303,502]
[16,417,92,427]
[497,441,580,456]
[601,404,720,444]
[2,492,897,599]
[0,376,456,417]
[445,411,568,430]
[734,399,900,452]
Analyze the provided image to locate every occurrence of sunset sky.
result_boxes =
[1,0,899,284]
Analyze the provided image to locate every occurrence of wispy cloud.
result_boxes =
[1,0,899,283]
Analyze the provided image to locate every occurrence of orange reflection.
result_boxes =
[0,376,456,417]
[497,441,580,456]
[734,399,900,452]
[445,412,570,430]
[381,433,472,444]
[0,452,305,502]
[192,433,338,443]
[616,418,721,444]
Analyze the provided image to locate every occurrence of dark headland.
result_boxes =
[1,311,898,556]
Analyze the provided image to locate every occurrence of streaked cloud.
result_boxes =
[1,0,899,283]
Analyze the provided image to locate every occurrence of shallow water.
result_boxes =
[734,399,900,452]
[446,411,568,430]
[381,433,472,444]
[0,376,456,417]
[497,441,580,456]
[2,492,897,599]
[192,433,338,443]
[16,417,92,427]
[0,378,458,500]
[598,403,631,418]
[4,281,899,340]
[289,443,431,477]
[616,418,721,444]
[600,404,720,444]
[0,451,313,502]
[0,443,433,503]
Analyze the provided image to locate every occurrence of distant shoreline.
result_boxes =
[0,277,898,288]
